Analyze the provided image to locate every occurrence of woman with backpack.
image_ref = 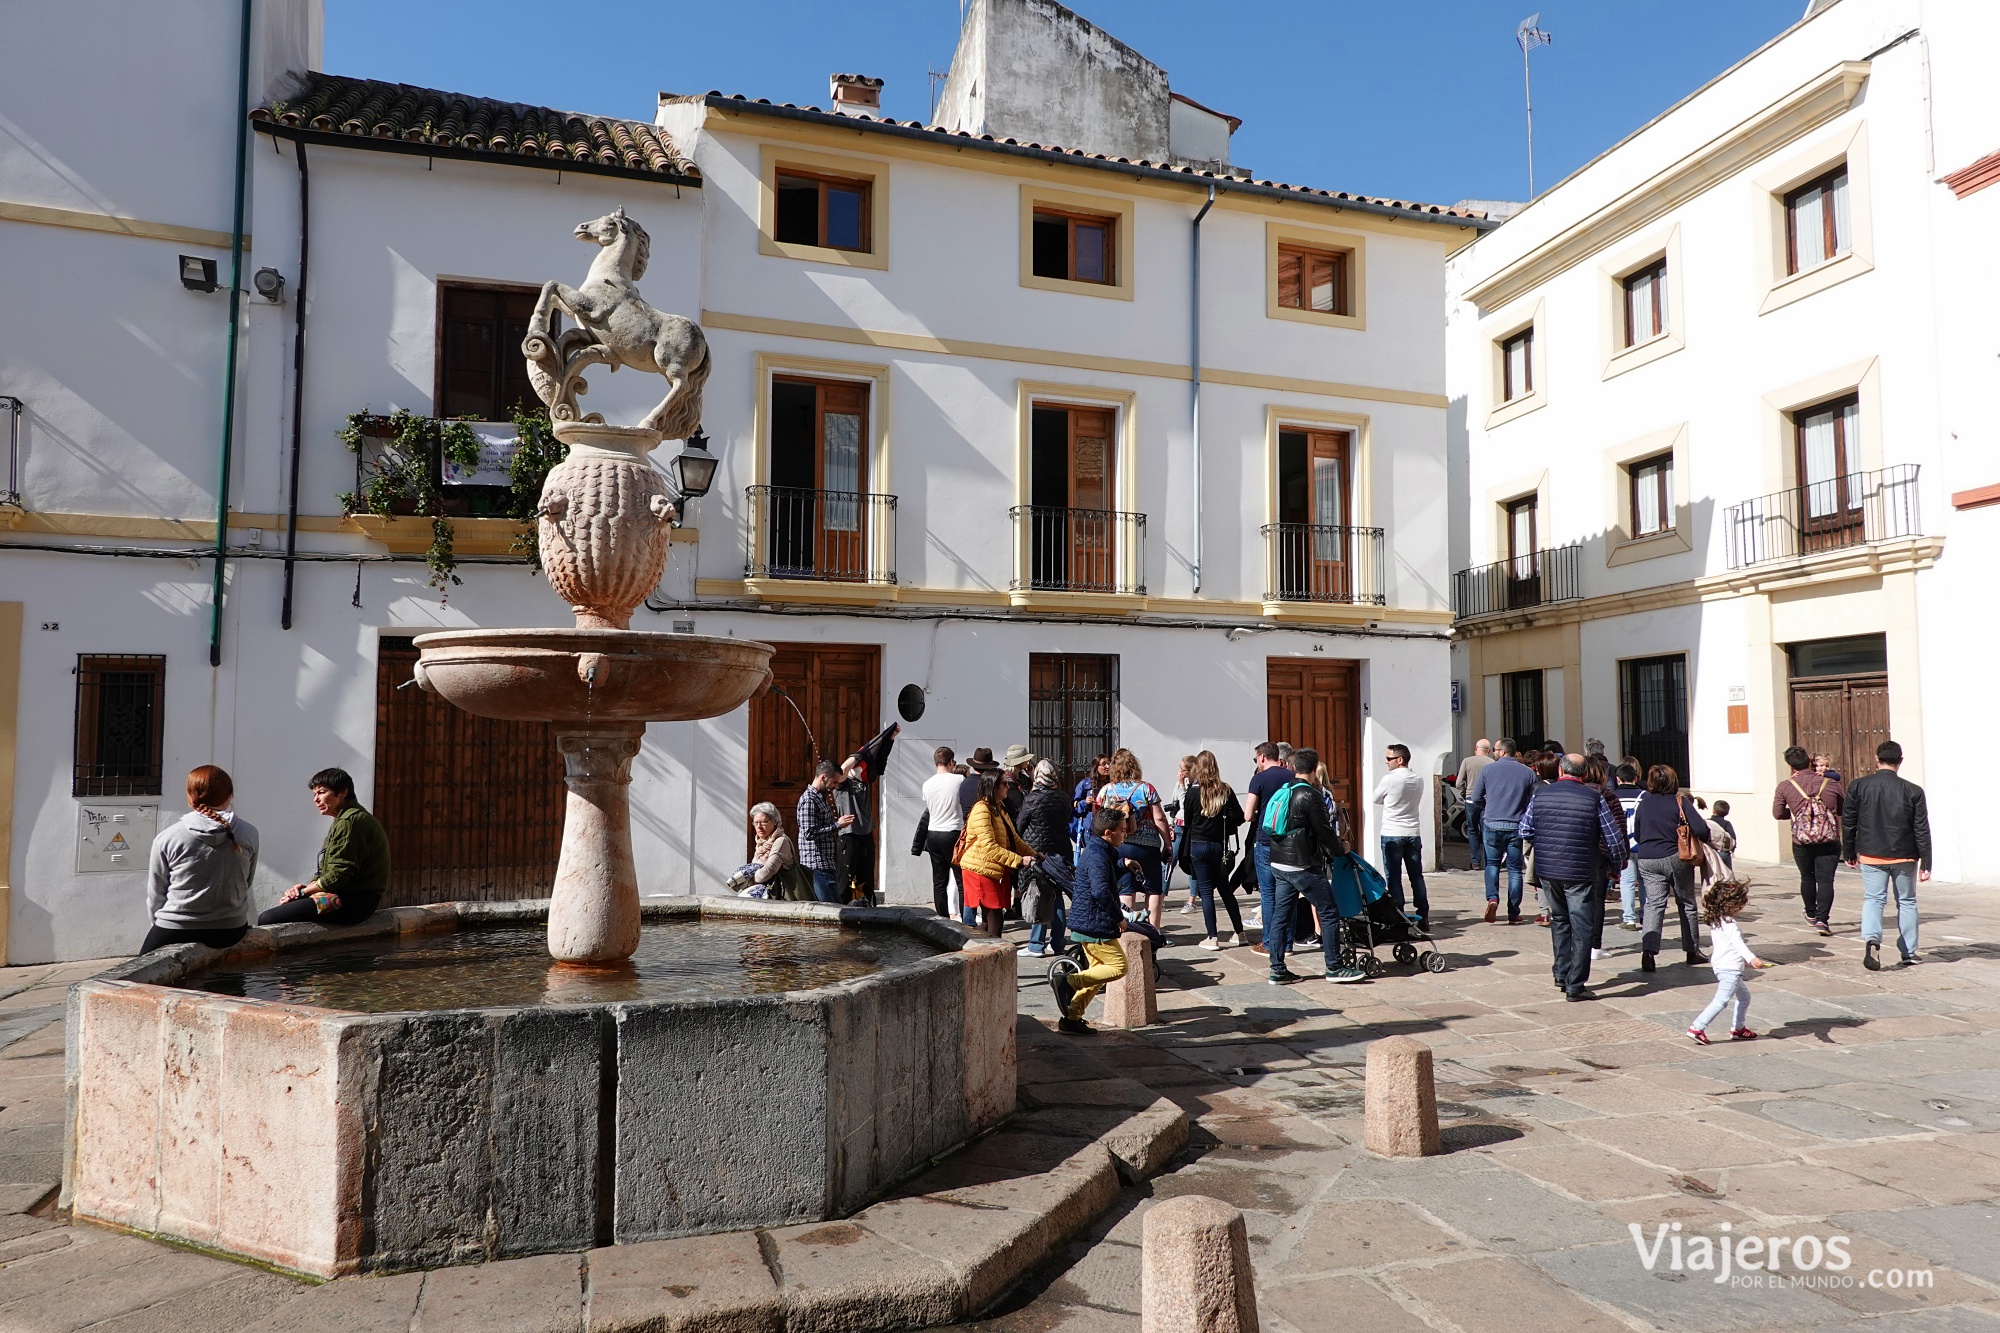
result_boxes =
[1632,764,1710,972]
[1774,745,1844,936]
[1096,749,1173,928]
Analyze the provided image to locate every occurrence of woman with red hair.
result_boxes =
[143,765,260,953]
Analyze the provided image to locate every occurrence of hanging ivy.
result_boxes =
[337,409,480,587]
[504,407,568,572]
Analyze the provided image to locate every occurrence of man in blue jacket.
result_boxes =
[1049,807,1134,1034]
[1519,753,1627,1001]
[1468,738,1538,923]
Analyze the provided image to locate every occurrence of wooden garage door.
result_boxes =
[1266,658,1363,813]
[747,644,881,850]
[373,637,565,905]
[1790,674,1890,785]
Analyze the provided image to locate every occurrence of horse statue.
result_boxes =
[522,207,710,439]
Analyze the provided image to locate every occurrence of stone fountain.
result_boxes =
[58,210,1017,1279]
[413,203,770,964]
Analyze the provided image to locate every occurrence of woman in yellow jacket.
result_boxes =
[960,769,1037,938]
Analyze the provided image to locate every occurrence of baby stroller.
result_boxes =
[1329,851,1448,974]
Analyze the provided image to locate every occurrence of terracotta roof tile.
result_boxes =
[701,93,1484,222]
[253,72,697,182]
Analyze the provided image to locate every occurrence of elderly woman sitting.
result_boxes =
[728,802,796,897]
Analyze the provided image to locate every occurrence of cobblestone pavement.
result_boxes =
[4,863,2000,1331]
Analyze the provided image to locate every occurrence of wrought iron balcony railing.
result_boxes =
[744,485,897,584]
[1452,542,1583,618]
[1724,464,1920,570]
[1010,506,1146,595]
[1261,523,1386,605]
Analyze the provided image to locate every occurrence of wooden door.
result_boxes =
[1266,658,1362,814]
[769,377,870,580]
[373,637,565,905]
[1277,429,1350,599]
[1790,673,1890,783]
[1067,408,1115,591]
[1505,496,1540,608]
[747,644,881,851]
[1794,395,1862,552]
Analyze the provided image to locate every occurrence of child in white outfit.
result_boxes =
[1689,880,1768,1044]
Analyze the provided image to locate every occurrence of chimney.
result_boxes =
[829,73,883,115]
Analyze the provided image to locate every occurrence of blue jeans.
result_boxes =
[1272,868,1341,974]
[1694,969,1751,1033]
[1482,823,1524,913]
[1188,838,1243,938]
[1028,904,1069,952]
[1860,862,1920,958]
[1381,837,1428,923]
[810,867,842,903]
[1619,858,1640,924]
[1465,806,1485,869]
[1254,841,1275,936]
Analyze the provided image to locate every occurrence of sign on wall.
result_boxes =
[77,805,158,874]
[442,424,522,487]
[1450,680,1463,714]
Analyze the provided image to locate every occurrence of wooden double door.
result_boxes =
[1790,675,1889,786]
[748,644,881,850]
[373,637,565,905]
[1029,404,1117,591]
[1266,658,1362,814]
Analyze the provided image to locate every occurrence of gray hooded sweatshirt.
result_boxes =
[148,810,259,930]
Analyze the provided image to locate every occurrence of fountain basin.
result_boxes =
[411,627,773,724]
[60,898,1016,1278]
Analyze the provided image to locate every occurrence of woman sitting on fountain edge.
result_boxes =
[257,767,391,928]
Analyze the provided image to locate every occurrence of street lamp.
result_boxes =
[668,428,717,500]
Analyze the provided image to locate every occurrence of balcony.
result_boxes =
[1011,506,1146,596]
[744,485,897,585]
[1261,524,1386,605]
[1453,543,1583,618]
[1725,464,1920,570]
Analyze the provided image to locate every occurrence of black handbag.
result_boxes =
[911,808,930,856]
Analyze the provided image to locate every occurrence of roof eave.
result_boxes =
[705,97,1495,231]
[250,118,702,188]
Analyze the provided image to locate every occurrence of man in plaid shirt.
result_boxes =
[797,761,847,902]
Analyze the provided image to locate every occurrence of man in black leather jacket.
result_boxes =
[1841,740,1932,970]
[1266,748,1368,987]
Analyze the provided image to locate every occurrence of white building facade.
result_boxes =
[0,0,1485,962]
[1446,0,2000,879]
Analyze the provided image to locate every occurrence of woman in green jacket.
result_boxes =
[257,767,390,927]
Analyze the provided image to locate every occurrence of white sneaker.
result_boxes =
[1198,936,1221,950]
[1589,948,1608,960]
[1226,932,1243,947]
[1177,903,1196,915]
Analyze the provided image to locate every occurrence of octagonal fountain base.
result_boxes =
[60,898,1015,1278]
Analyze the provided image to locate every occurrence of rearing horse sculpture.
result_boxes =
[522,207,710,438]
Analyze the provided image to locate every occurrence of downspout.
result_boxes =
[281,137,309,629]
[208,0,254,667]
[1189,184,1215,596]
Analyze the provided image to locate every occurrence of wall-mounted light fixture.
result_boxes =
[252,266,285,303]
[668,428,717,500]
[178,255,218,292]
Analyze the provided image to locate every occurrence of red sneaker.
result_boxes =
[1730,1028,1759,1041]
[1483,902,1498,923]
[1687,1027,1710,1045]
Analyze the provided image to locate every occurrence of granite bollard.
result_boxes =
[1102,932,1157,1028]
[1364,1034,1440,1157]
[1141,1194,1259,1333]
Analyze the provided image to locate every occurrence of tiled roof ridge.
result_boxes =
[699,91,1485,221]
[252,71,696,180]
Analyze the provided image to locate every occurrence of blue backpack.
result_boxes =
[1261,781,1309,839]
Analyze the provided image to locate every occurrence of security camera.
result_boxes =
[252,267,286,303]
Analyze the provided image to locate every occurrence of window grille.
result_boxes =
[73,655,166,797]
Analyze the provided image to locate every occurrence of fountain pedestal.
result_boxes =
[550,723,645,962]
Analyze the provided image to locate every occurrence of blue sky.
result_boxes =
[326,1,1806,206]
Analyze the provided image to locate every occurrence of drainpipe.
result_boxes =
[1189,184,1215,595]
[281,138,310,630]
[208,0,254,667]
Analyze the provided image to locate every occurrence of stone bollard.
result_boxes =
[1142,1195,1259,1333]
[1102,931,1157,1028]
[1364,1034,1440,1157]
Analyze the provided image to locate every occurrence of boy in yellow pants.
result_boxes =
[1050,807,1133,1033]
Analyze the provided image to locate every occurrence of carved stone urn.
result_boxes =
[538,422,680,630]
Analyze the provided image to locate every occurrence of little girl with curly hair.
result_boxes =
[1688,879,1770,1045]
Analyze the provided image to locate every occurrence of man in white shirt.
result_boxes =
[1373,744,1429,926]
[921,746,967,919]
[1456,739,1494,871]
